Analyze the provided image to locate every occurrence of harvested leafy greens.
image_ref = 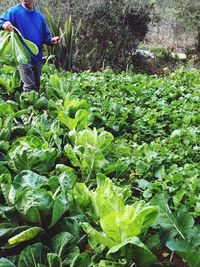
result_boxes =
[0,28,39,65]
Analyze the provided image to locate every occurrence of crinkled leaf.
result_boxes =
[13,171,48,191]
[100,204,158,243]
[56,165,77,190]
[97,131,113,154]
[8,141,59,174]
[15,189,53,226]
[95,178,125,218]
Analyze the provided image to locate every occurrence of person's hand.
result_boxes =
[2,21,13,32]
[51,36,61,46]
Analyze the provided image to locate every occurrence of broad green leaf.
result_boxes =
[8,227,43,245]
[15,189,53,226]
[76,128,97,147]
[58,111,77,130]
[0,103,14,117]
[75,109,91,131]
[100,204,158,243]
[8,141,59,174]
[64,98,89,116]
[64,144,81,167]
[0,32,10,57]
[97,131,113,153]
[10,31,30,64]
[13,171,48,191]
[0,205,19,225]
[70,252,92,267]
[81,222,115,249]
[51,232,76,260]
[0,224,29,239]
[47,253,62,267]
[62,246,80,265]
[60,216,84,240]
[95,178,125,218]
[49,191,68,228]
[132,203,159,234]
[73,183,92,208]
[18,243,48,267]
[106,237,157,267]
[56,165,77,190]
[13,26,39,56]
[178,251,200,267]
[151,195,193,240]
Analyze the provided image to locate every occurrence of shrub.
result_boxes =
[70,0,154,71]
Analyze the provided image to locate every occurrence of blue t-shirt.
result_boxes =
[0,4,52,63]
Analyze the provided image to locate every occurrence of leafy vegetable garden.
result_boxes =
[0,64,199,266]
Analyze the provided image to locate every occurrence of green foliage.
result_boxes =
[44,8,81,70]
[64,128,114,182]
[168,0,200,51]
[0,29,38,66]
[8,138,59,174]
[8,227,43,245]
[75,178,159,265]
[0,64,199,266]
[152,194,200,267]
[71,0,154,71]
[0,65,20,94]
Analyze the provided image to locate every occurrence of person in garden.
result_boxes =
[0,0,61,91]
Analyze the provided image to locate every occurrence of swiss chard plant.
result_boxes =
[64,128,114,182]
[73,178,159,266]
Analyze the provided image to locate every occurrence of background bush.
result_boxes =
[67,0,154,71]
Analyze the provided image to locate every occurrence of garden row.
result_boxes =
[0,64,199,266]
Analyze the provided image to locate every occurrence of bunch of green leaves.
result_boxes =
[64,128,114,182]
[0,28,38,66]
[73,177,159,266]
[151,194,200,267]
[0,168,82,266]
[0,65,20,94]
[27,113,63,151]
[0,64,199,266]
[57,95,93,132]
[8,135,60,174]
[0,99,15,142]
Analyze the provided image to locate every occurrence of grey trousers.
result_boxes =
[18,61,42,91]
